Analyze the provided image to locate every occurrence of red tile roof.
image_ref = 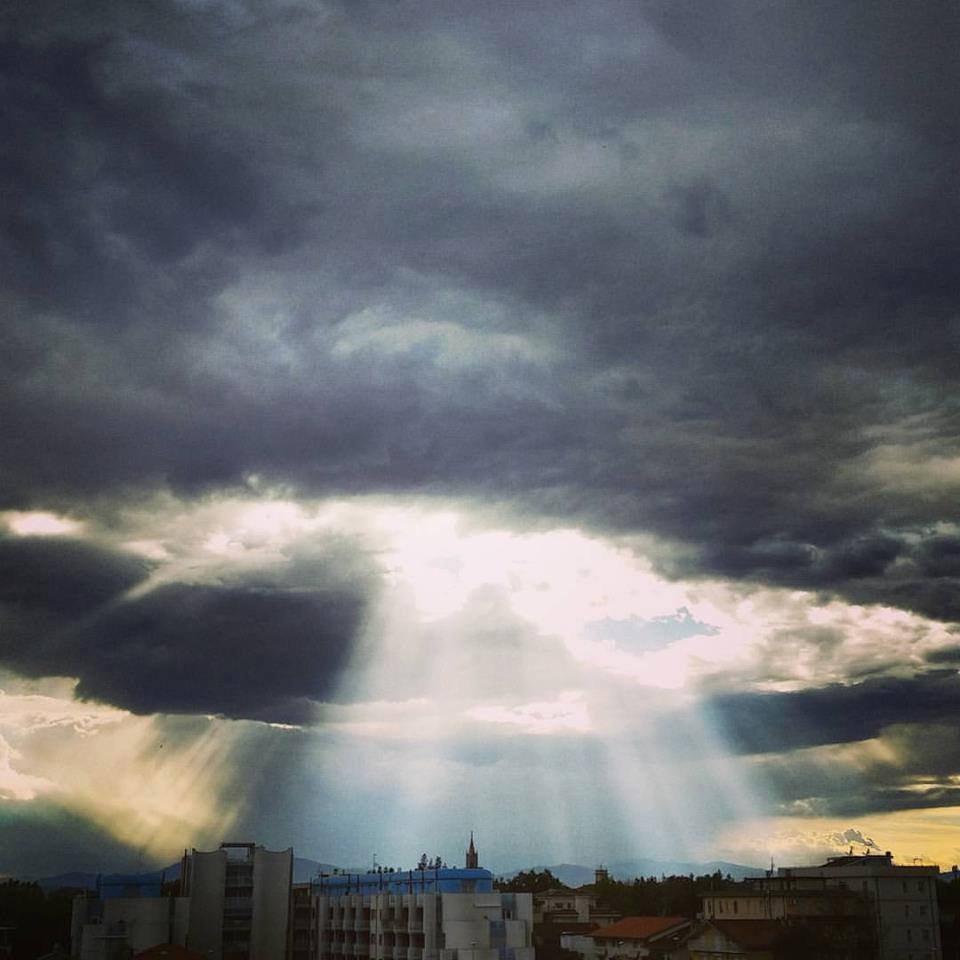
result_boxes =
[589,916,690,942]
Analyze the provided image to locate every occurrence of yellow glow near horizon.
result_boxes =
[718,809,960,870]
[0,683,245,860]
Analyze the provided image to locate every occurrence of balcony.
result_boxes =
[223,897,253,912]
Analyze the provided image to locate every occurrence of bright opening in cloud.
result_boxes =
[3,511,84,537]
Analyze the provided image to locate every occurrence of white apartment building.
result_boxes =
[72,893,190,960]
[312,852,533,960]
[72,843,293,960]
[316,888,533,960]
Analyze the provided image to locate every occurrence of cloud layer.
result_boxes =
[2,0,959,617]
[3,0,960,873]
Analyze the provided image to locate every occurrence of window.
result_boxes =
[922,929,930,942]
[903,881,908,893]
[918,881,925,892]
[905,905,910,917]
[733,902,738,915]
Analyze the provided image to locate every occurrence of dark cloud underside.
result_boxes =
[705,671,960,756]
[0,536,367,721]
[1,3,959,674]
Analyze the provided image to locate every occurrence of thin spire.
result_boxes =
[466,831,479,869]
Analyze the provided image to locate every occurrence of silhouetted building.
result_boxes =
[183,842,293,960]
[776,853,940,959]
[71,875,189,960]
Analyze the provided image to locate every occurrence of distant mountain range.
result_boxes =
[35,857,333,891]
[33,856,766,891]
[498,859,767,885]
[33,856,960,893]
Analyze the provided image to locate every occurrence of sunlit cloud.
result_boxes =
[0,677,248,859]
[5,491,960,869]
[3,511,84,537]
[715,811,960,870]
[467,692,591,735]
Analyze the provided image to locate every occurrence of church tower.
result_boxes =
[466,832,479,869]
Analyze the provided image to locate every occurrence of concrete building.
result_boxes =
[534,875,620,927]
[694,852,941,960]
[702,881,869,924]
[71,875,189,960]
[312,840,533,960]
[534,868,620,960]
[773,853,941,960]
[291,883,318,960]
[182,842,293,960]
[688,920,782,960]
[571,917,691,960]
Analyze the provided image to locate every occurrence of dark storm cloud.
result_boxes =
[704,671,960,756]
[753,722,960,818]
[703,673,960,817]
[0,536,370,721]
[0,800,145,877]
[0,536,149,621]
[2,0,960,627]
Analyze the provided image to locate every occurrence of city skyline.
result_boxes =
[2,1,960,877]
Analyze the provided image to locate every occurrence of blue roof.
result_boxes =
[314,867,493,896]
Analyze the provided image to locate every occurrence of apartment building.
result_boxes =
[775,853,941,960]
[312,842,533,960]
[695,852,941,960]
[183,842,293,960]
[71,874,189,960]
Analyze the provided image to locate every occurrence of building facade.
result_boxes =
[694,852,941,960]
[71,875,190,960]
[774,853,941,960]
[311,849,533,960]
[183,842,293,960]
[72,844,293,960]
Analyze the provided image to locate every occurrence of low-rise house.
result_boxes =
[702,881,869,923]
[688,920,781,959]
[566,916,691,960]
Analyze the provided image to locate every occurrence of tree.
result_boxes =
[495,869,561,893]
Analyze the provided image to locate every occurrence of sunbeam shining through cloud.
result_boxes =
[3,0,960,885]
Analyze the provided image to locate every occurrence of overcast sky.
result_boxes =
[3,0,960,877]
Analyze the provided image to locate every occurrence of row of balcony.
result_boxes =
[326,918,425,932]
[323,931,427,948]
[321,947,427,960]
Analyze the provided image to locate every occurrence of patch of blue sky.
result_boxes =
[583,607,720,652]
